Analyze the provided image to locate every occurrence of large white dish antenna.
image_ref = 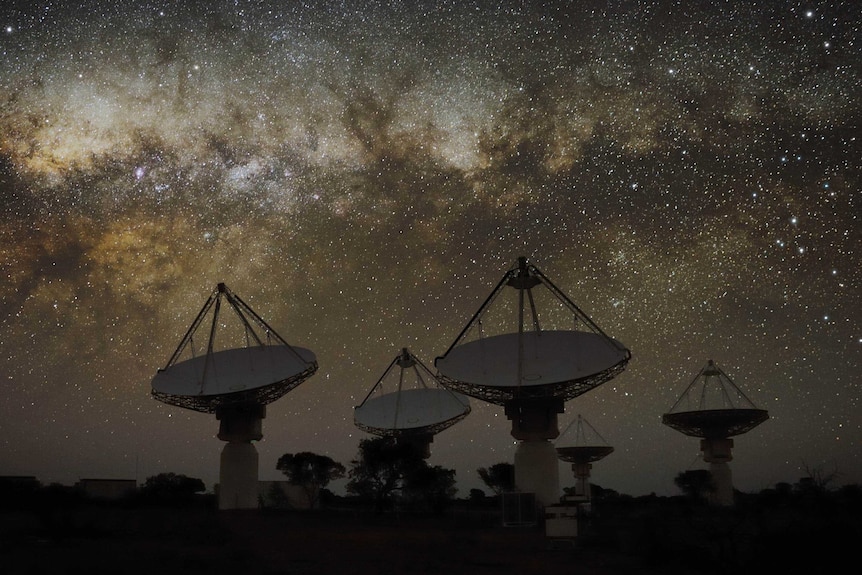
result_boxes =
[435,330,628,403]
[153,346,316,396]
[152,346,316,413]
[354,387,470,434]
[434,257,630,405]
[151,283,317,413]
[662,360,769,438]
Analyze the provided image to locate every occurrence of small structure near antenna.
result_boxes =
[662,359,768,506]
[435,256,630,507]
[354,348,470,458]
[546,415,613,542]
[556,414,614,503]
[151,283,318,510]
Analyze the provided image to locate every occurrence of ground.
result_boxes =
[4,491,857,574]
[1,506,646,575]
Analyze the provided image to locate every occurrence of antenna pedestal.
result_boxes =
[216,404,266,510]
[514,440,560,508]
[505,398,563,441]
[571,462,594,500]
[217,404,265,442]
[701,438,734,506]
[505,399,563,507]
[396,433,434,460]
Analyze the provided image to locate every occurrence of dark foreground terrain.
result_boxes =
[1,506,638,575]
[2,489,859,575]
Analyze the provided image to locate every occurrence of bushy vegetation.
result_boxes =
[345,437,458,513]
[578,480,862,574]
[2,471,860,574]
[476,462,515,495]
[138,473,207,506]
[276,451,345,509]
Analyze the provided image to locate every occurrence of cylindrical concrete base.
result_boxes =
[701,437,734,506]
[708,461,734,506]
[219,441,259,510]
[514,440,560,507]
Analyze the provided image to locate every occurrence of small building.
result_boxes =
[501,491,537,526]
[545,497,589,542]
[76,478,137,501]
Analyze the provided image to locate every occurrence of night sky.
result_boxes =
[1,1,859,498]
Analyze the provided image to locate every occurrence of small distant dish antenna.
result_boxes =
[151,283,318,509]
[662,359,769,506]
[355,348,470,458]
[662,360,768,439]
[556,414,615,464]
[556,415,613,502]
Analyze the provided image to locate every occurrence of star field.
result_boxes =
[1,1,860,497]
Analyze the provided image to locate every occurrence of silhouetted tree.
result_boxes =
[477,462,515,495]
[775,481,793,497]
[0,476,41,510]
[264,482,291,509]
[140,473,205,505]
[346,437,423,511]
[276,451,345,509]
[838,483,862,500]
[562,483,619,500]
[797,461,839,495]
[402,464,458,514]
[674,469,714,501]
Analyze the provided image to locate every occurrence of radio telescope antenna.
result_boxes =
[662,359,768,506]
[151,283,318,509]
[435,256,631,507]
[355,348,470,458]
[555,415,614,502]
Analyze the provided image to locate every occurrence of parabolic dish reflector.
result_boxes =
[150,282,317,413]
[354,387,470,436]
[662,408,769,439]
[435,330,629,404]
[152,346,317,413]
[662,359,768,438]
[556,445,614,464]
[555,414,614,463]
